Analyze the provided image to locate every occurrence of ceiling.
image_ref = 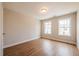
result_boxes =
[3,2,79,20]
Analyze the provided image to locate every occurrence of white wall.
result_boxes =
[0,3,3,56]
[77,10,79,48]
[3,8,40,48]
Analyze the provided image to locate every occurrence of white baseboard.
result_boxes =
[4,36,40,48]
[41,36,76,45]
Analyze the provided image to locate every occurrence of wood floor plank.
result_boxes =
[4,38,79,56]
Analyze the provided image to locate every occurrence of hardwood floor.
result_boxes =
[4,38,79,56]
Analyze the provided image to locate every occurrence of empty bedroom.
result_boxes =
[2,2,79,56]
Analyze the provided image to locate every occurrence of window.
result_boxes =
[44,21,51,34]
[58,17,71,36]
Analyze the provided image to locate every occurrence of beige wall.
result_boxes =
[77,10,79,48]
[41,12,76,44]
[0,3,3,56]
[3,8,40,48]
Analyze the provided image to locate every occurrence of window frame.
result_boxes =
[44,21,52,34]
[58,17,71,36]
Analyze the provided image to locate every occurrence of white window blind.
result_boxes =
[44,21,51,34]
[58,17,71,36]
